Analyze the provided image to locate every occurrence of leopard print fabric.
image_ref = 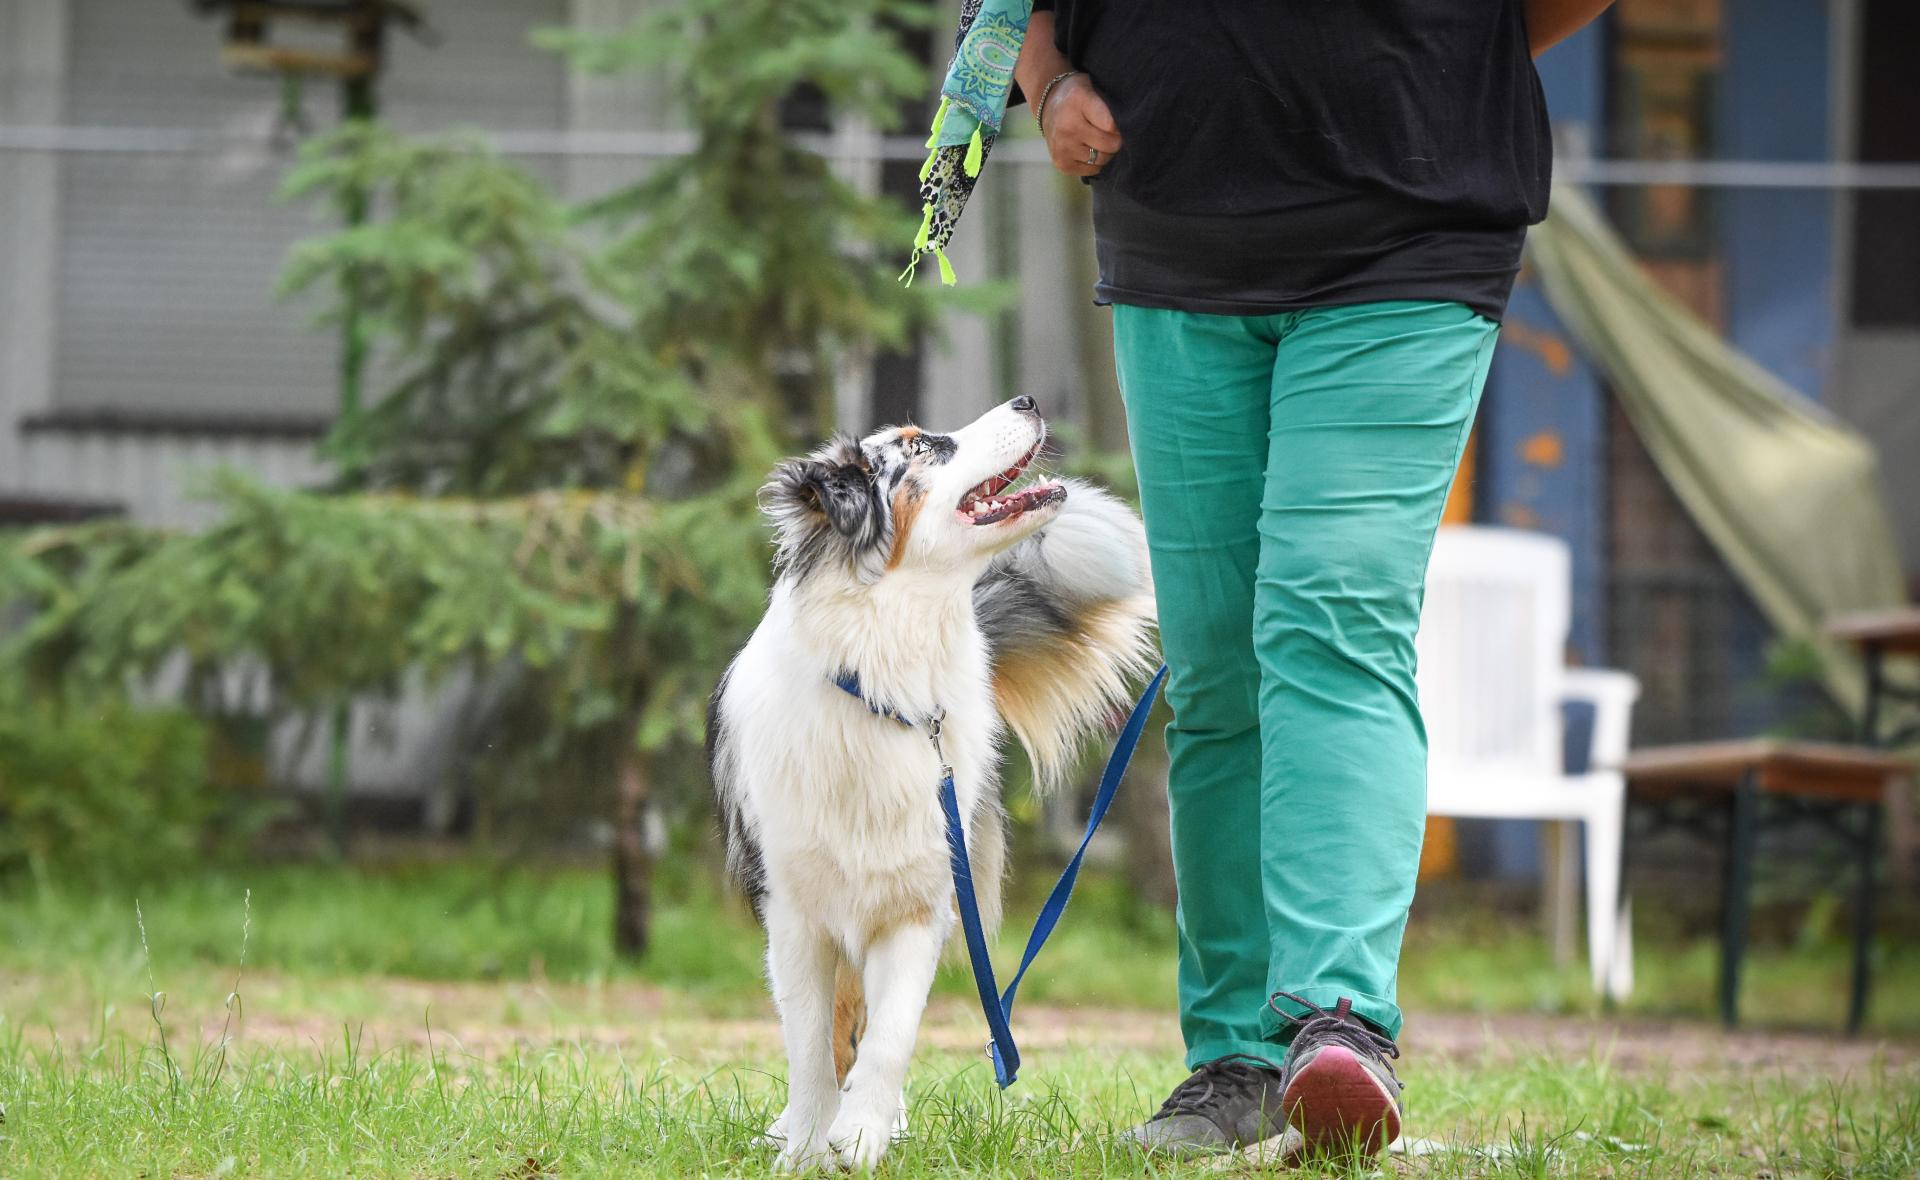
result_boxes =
[916,133,996,267]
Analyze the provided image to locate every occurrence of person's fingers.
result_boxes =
[1047,123,1115,174]
[1082,123,1124,154]
[1049,139,1100,176]
[1054,87,1124,149]
[1082,91,1120,136]
[1041,80,1121,176]
[1052,106,1124,156]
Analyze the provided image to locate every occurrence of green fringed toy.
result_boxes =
[902,0,1033,286]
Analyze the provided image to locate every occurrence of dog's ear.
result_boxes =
[805,459,879,538]
[766,457,875,537]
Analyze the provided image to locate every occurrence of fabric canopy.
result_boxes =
[1525,183,1909,717]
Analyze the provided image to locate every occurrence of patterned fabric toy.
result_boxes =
[902,0,1032,286]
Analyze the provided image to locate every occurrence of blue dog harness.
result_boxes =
[833,663,1169,1088]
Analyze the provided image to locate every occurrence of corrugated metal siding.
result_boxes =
[59,0,333,416]
[18,427,328,528]
[55,153,339,415]
[53,0,568,419]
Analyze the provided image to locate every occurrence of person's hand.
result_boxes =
[1040,74,1122,178]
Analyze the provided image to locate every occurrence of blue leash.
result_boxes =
[835,663,1169,1088]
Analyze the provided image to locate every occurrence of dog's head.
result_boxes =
[761,397,1065,584]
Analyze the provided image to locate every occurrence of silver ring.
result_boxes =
[1086,147,1100,166]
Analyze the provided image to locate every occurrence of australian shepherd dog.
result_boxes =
[707,396,1157,1169]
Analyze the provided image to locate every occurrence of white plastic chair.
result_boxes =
[1417,525,1641,999]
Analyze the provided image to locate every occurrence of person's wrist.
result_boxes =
[1033,69,1081,137]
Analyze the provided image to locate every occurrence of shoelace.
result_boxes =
[1155,1054,1279,1118]
[1268,992,1402,1079]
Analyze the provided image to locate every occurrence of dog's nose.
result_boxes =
[1010,395,1039,415]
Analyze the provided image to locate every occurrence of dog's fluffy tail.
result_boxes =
[974,479,1158,793]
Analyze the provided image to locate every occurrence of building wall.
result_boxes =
[1719,0,1834,403]
[1833,0,1920,574]
[50,0,570,422]
[0,1,67,485]
[1835,331,1920,575]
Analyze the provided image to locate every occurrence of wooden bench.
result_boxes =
[1828,608,1920,884]
[1620,739,1910,1033]
[1827,607,1920,748]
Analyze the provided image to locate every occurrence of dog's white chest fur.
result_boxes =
[720,577,998,945]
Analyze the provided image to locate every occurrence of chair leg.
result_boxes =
[1609,791,1636,1002]
[1608,890,1635,1001]
[1583,794,1624,1000]
[1545,820,1580,967]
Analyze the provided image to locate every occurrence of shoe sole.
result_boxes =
[1280,1046,1401,1158]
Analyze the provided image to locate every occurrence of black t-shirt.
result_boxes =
[1031,0,1551,321]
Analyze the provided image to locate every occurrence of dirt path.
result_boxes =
[162,976,1913,1078]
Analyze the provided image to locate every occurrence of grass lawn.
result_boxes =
[2,861,1916,1176]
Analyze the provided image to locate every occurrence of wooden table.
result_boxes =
[1827,607,1920,747]
[1622,739,1910,1032]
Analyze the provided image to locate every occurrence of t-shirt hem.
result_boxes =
[1092,281,1512,324]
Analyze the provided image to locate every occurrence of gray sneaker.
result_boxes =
[1119,1054,1288,1157]
[1270,992,1405,1158]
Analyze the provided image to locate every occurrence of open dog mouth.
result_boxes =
[956,439,1066,525]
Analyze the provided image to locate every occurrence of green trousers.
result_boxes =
[1112,300,1498,1068]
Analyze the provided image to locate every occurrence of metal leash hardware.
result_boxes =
[923,706,951,776]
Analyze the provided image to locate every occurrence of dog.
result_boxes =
[707,396,1157,1170]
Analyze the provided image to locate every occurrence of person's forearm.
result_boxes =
[1013,12,1073,114]
[1526,0,1616,55]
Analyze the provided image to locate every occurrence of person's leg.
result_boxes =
[1253,300,1498,1042]
[1111,304,1282,1069]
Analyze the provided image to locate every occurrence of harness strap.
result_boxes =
[834,662,1170,1088]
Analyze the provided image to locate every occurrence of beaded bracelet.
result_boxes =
[1034,70,1081,137]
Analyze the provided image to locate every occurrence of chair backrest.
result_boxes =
[1417,525,1572,776]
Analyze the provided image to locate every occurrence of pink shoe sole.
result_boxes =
[1280,1045,1401,1157]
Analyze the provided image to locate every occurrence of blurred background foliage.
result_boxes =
[0,0,950,956]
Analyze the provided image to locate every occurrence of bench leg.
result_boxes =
[1719,775,1760,1029]
[1848,803,1881,1035]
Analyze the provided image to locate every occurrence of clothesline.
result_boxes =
[4,123,1920,189]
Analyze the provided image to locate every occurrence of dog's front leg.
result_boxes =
[830,918,945,1170]
[767,903,842,1171]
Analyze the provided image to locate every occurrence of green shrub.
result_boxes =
[0,699,228,881]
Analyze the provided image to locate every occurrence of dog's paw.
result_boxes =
[753,1112,787,1150]
[773,1138,835,1173]
[829,1103,900,1171]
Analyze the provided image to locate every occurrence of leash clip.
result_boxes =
[923,706,949,772]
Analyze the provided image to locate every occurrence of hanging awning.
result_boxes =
[1525,183,1910,718]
